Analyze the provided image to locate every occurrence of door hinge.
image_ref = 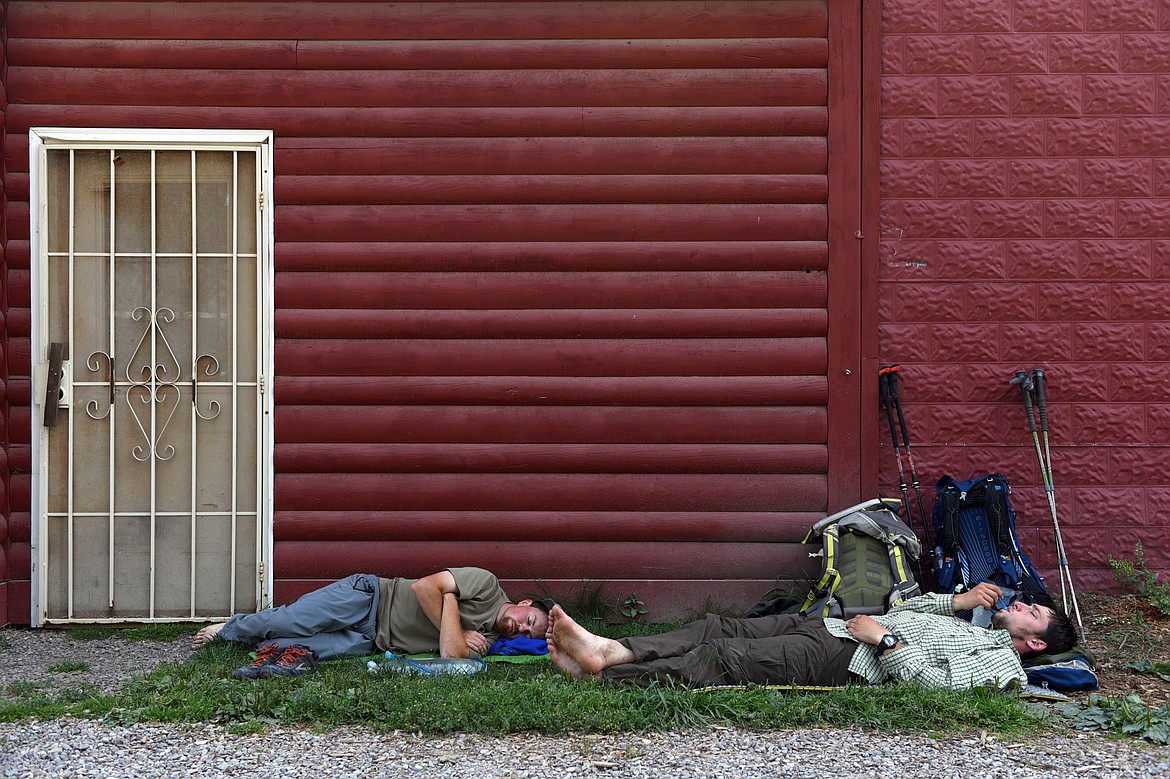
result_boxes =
[257,191,265,210]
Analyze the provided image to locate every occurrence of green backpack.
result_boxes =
[800,498,923,619]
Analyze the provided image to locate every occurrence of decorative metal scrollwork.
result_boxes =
[85,351,114,420]
[193,354,221,420]
[123,307,183,462]
[128,382,179,462]
[126,307,180,385]
[86,306,222,462]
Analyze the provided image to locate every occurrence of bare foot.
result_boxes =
[546,603,565,642]
[191,622,226,650]
[547,639,585,680]
[548,605,633,678]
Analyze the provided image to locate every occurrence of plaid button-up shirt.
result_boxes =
[823,593,1027,690]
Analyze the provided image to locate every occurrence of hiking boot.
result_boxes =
[258,644,319,678]
[232,641,285,680]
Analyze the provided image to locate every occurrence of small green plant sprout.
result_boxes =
[1110,541,1170,617]
[620,593,648,621]
[48,661,90,674]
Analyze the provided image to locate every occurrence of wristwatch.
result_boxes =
[875,633,900,656]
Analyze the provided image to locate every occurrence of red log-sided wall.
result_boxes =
[0,1,877,623]
[879,0,1170,594]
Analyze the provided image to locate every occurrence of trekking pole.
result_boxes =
[1031,369,1087,641]
[879,367,912,522]
[1010,368,1043,486]
[884,365,933,551]
[1017,368,1058,612]
[1010,370,1057,590]
[879,367,925,581]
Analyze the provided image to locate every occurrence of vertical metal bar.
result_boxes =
[253,149,265,610]
[66,150,76,619]
[189,149,198,618]
[32,138,47,624]
[230,151,240,614]
[107,150,117,614]
[149,149,158,619]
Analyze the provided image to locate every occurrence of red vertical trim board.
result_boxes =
[825,0,864,511]
[1,0,12,626]
[858,0,881,499]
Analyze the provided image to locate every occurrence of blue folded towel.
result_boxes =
[488,635,549,656]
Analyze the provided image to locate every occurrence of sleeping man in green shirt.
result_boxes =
[191,567,549,664]
[545,582,1077,691]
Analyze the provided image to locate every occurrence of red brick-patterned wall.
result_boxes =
[878,0,1170,594]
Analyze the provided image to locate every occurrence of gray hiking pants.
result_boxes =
[219,573,380,660]
[601,613,858,687]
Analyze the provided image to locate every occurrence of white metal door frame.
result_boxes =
[28,127,275,626]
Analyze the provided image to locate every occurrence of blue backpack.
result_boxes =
[1023,647,1098,691]
[931,474,1052,618]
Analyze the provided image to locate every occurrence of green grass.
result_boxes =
[48,661,90,673]
[0,619,1051,737]
[0,680,116,721]
[70,624,196,642]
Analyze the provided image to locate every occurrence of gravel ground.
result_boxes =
[0,628,191,696]
[2,628,1170,779]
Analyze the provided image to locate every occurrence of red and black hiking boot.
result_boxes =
[258,644,320,678]
[232,641,285,680]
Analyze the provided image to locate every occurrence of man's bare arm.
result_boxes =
[411,570,459,631]
[412,570,484,657]
[439,592,470,658]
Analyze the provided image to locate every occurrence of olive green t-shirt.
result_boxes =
[374,567,509,656]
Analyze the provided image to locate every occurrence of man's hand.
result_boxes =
[845,614,890,645]
[953,582,1003,613]
[463,630,489,656]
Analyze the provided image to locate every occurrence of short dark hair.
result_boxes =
[529,597,556,615]
[1026,606,1078,659]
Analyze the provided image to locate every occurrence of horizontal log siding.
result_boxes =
[5,0,846,618]
[9,2,829,40]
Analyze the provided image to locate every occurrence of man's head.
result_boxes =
[991,600,1078,658]
[496,599,551,640]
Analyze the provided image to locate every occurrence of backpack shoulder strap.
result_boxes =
[800,521,843,617]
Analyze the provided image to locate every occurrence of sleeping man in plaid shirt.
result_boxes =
[545,582,1077,690]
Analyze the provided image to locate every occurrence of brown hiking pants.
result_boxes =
[601,612,859,687]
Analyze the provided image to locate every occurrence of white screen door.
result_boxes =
[29,129,274,624]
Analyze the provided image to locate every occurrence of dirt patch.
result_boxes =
[1077,593,1170,706]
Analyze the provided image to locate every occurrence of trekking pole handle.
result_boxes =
[887,367,914,446]
[1010,369,1037,433]
[880,373,901,449]
[1032,369,1049,434]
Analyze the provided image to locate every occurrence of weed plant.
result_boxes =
[1110,542,1170,617]
[1057,694,1170,745]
